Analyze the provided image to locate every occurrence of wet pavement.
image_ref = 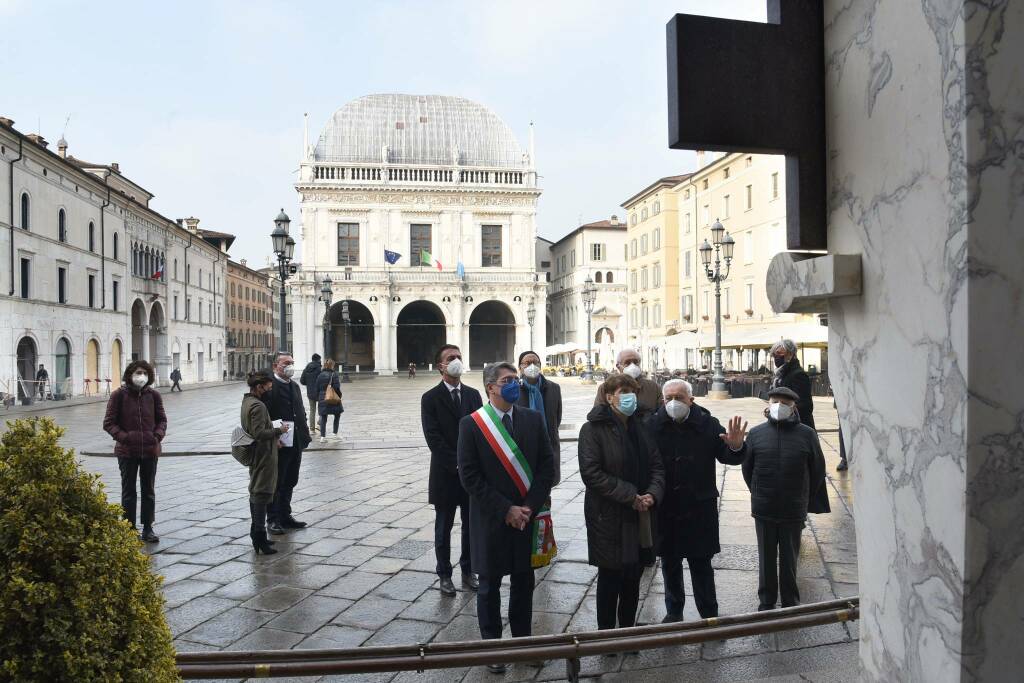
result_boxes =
[35,373,858,682]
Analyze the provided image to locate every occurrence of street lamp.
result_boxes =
[270,209,292,353]
[702,218,734,399]
[526,300,536,349]
[319,275,333,361]
[582,275,598,377]
[340,300,351,383]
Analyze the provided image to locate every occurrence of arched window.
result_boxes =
[594,271,603,283]
[58,209,67,242]
[606,271,613,283]
[88,222,95,252]
[19,193,29,230]
[113,233,119,260]
[174,259,178,279]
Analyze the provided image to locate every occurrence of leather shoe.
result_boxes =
[140,526,159,543]
[438,577,457,596]
[267,521,286,535]
[486,663,506,674]
[836,458,849,471]
[282,516,307,529]
[462,573,479,591]
[661,613,682,624]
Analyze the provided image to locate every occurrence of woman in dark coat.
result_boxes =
[241,371,288,554]
[579,374,665,631]
[315,359,343,443]
[102,360,167,543]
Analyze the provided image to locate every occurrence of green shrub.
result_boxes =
[0,417,179,682]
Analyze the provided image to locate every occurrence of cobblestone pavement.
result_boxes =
[36,374,858,682]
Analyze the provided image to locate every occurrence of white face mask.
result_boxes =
[523,364,541,379]
[665,399,690,421]
[132,373,148,388]
[769,402,794,421]
[281,365,296,379]
[445,358,464,377]
[622,363,642,379]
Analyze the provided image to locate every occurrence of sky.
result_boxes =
[1,0,766,265]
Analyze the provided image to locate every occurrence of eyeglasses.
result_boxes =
[496,377,518,386]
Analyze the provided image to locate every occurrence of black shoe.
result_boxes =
[661,613,682,624]
[268,521,286,535]
[462,573,479,591]
[438,576,457,596]
[281,516,307,529]
[250,527,278,555]
[486,663,506,674]
[836,458,849,471]
[140,526,159,543]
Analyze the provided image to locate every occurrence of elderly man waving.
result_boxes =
[645,379,747,622]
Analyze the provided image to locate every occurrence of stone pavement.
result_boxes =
[34,374,858,682]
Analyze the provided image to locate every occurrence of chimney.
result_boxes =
[610,214,620,225]
[184,217,200,233]
[0,117,13,129]
[240,258,247,268]
[57,137,68,159]
[110,162,120,172]
[26,133,48,148]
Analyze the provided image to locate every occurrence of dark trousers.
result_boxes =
[170,380,181,392]
[596,567,642,629]
[477,571,535,639]
[118,457,157,527]
[268,447,302,522]
[755,519,804,609]
[319,413,340,436]
[434,501,471,577]
[308,399,318,433]
[662,555,718,619]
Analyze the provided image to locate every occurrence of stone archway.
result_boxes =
[469,300,516,366]
[111,338,123,383]
[130,299,147,361]
[397,300,446,369]
[329,300,375,371]
[148,302,168,382]
[16,336,37,402]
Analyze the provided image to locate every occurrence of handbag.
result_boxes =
[323,374,342,407]
[230,425,255,466]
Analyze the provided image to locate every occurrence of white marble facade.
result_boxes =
[768,2,1023,680]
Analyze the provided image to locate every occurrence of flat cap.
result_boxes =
[767,386,800,401]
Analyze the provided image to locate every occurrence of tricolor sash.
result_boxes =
[470,404,557,568]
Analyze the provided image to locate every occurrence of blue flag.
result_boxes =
[384,249,401,265]
[456,261,465,279]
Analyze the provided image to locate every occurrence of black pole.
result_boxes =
[341,320,351,382]
[322,305,330,361]
[278,258,288,353]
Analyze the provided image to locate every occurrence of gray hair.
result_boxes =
[273,351,293,365]
[662,378,693,398]
[482,361,518,386]
[769,339,797,356]
[616,348,640,365]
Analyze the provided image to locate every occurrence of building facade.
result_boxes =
[0,118,227,400]
[226,259,274,377]
[289,94,545,373]
[546,217,629,369]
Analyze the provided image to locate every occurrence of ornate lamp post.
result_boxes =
[270,209,293,353]
[582,275,598,378]
[319,275,333,361]
[340,300,351,383]
[526,299,536,349]
[700,218,735,399]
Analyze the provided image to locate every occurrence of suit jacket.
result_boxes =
[262,377,312,451]
[458,404,555,577]
[516,375,564,484]
[421,380,483,506]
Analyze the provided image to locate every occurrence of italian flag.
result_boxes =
[420,250,442,271]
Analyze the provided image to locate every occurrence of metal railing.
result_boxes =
[177,597,858,680]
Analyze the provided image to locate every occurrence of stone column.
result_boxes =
[139,325,150,362]
[379,292,393,374]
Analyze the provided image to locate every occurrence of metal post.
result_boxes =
[342,320,351,382]
[278,261,288,353]
[322,306,330,361]
[712,267,725,395]
[586,313,593,373]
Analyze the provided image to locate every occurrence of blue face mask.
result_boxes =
[616,392,637,416]
[500,380,521,404]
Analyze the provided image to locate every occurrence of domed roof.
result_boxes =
[313,94,527,169]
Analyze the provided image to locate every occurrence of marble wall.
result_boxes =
[817,1,1023,680]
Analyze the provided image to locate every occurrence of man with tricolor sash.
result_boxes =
[458,362,555,674]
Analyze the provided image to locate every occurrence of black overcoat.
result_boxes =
[421,380,483,507]
[772,360,815,430]
[516,375,563,484]
[457,405,554,577]
[262,377,312,451]
[742,417,829,523]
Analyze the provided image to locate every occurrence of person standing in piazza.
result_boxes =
[769,339,815,430]
[457,361,555,674]
[420,344,482,597]
[262,352,313,535]
[593,349,663,420]
[516,350,564,485]
[299,353,322,436]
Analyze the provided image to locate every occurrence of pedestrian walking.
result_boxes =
[316,359,343,443]
[102,360,166,543]
[458,361,555,673]
[742,386,829,610]
[35,364,48,400]
[169,367,182,392]
[262,352,313,535]
[769,339,815,430]
[594,349,662,419]
[408,362,417,378]
[516,350,564,485]
[421,344,482,597]
[645,379,747,621]
[579,373,665,633]
[240,371,289,555]
[300,353,322,435]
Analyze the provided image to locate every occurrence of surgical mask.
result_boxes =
[523,364,541,380]
[132,374,148,388]
[622,363,642,379]
[773,356,787,368]
[616,393,637,416]
[282,365,296,378]
[499,380,521,404]
[665,399,690,421]
[445,359,464,377]
[769,402,794,421]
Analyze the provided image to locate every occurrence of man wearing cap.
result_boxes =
[742,386,828,610]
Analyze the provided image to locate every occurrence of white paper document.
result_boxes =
[274,420,294,447]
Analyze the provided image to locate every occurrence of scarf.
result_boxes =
[524,377,546,419]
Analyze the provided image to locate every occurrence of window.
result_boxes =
[174,259,178,279]
[684,188,690,199]
[58,209,67,242]
[174,295,179,320]
[186,297,191,321]
[703,290,710,317]
[723,195,730,218]
[57,267,67,303]
[606,271,613,284]
[702,179,709,190]
[772,172,779,199]
[88,222,95,251]
[723,167,730,180]
[187,343,191,359]
[654,304,661,327]
[624,244,629,261]
[19,258,29,298]
[685,213,691,233]
[684,250,692,278]
[19,193,30,230]
[640,235,648,255]
[745,283,754,313]
[595,271,603,283]
[481,224,502,267]
[571,249,576,268]
[642,305,649,327]
[230,282,235,296]
[683,294,693,320]
[630,270,637,293]
[746,184,753,210]
[744,231,754,264]
[653,263,661,287]
[641,208,648,221]
[88,274,96,308]
[630,213,637,226]
[199,269,203,288]
[337,223,360,265]
[641,267,649,290]
[591,243,604,261]
[703,205,710,225]
[112,280,119,311]
[630,239,637,258]
[653,228,661,250]
[113,233,119,260]
[410,223,431,262]
[631,308,638,327]
[653,201,661,215]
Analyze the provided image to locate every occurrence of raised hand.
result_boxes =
[719,416,749,450]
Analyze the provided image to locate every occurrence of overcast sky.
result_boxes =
[2,0,765,265]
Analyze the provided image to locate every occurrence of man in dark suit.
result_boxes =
[458,361,555,674]
[421,344,482,596]
[263,353,313,535]
[516,350,563,485]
